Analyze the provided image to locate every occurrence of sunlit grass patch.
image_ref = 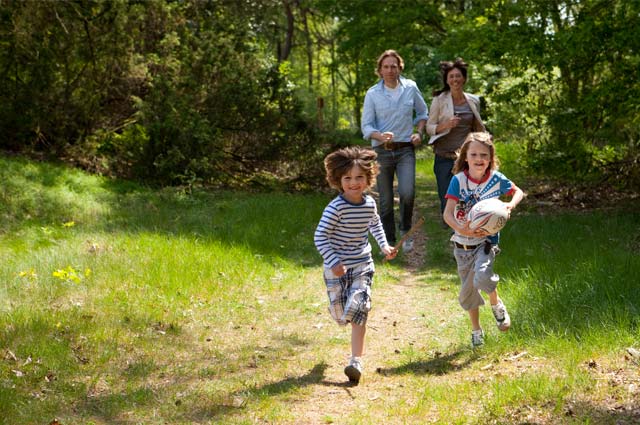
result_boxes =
[1,155,640,424]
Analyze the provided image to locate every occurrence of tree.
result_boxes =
[439,0,640,185]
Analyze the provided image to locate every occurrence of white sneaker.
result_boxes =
[344,356,363,384]
[471,329,485,348]
[492,301,511,332]
[402,238,414,253]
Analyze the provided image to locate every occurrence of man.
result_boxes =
[361,50,428,252]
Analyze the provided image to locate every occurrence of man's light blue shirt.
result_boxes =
[361,76,429,147]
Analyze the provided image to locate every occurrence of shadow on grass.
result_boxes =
[489,399,640,424]
[246,362,329,396]
[376,349,477,376]
[566,400,640,424]
[184,363,333,422]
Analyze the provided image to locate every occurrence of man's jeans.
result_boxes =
[374,146,415,245]
[434,154,456,214]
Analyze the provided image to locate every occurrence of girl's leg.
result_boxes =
[488,289,499,306]
[468,308,481,331]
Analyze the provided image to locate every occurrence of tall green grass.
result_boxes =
[0,156,337,423]
[1,154,639,424]
[499,210,640,347]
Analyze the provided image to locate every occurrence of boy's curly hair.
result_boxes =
[452,132,500,174]
[324,146,378,192]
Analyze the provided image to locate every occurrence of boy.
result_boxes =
[314,146,397,384]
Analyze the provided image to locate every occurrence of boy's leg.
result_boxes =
[343,263,373,385]
[345,323,365,384]
[351,323,366,357]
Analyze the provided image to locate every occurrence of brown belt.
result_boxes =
[382,142,414,151]
[437,151,459,160]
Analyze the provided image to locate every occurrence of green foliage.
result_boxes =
[1,0,639,190]
[1,154,640,423]
[434,0,640,188]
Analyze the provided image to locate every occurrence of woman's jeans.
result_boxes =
[434,154,456,214]
[374,146,415,245]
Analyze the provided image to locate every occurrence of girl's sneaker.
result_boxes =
[492,301,511,331]
[344,356,363,384]
[471,329,485,348]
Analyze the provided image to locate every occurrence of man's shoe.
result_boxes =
[492,301,511,332]
[402,238,414,253]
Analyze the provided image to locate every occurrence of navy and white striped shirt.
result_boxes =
[314,194,390,269]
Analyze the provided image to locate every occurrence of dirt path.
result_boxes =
[287,177,640,425]
[293,199,457,424]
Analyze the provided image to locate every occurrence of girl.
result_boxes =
[443,132,524,348]
[314,146,397,383]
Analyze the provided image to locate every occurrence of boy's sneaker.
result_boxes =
[492,300,511,332]
[344,356,363,384]
[471,329,485,348]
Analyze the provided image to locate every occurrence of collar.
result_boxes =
[464,169,491,184]
[375,76,407,91]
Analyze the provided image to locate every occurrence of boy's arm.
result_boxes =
[369,211,397,260]
[314,208,341,269]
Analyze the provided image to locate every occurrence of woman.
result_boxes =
[361,50,428,252]
[426,58,486,218]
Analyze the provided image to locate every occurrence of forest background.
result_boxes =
[1,0,639,193]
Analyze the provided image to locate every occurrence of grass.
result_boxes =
[1,152,639,424]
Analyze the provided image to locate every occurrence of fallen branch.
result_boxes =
[383,217,425,262]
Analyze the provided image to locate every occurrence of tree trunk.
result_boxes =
[279,0,294,62]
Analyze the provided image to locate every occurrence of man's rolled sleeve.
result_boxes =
[413,90,429,125]
[361,93,377,140]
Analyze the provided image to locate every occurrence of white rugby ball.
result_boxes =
[467,198,509,235]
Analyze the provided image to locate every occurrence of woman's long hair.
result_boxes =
[432,58,468,97]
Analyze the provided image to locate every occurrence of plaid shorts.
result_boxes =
[323,261,374,326]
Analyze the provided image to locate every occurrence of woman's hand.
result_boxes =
[436,115,460,133]
[448,114,461,129]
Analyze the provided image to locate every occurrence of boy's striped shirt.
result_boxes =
[314,194,389,268]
